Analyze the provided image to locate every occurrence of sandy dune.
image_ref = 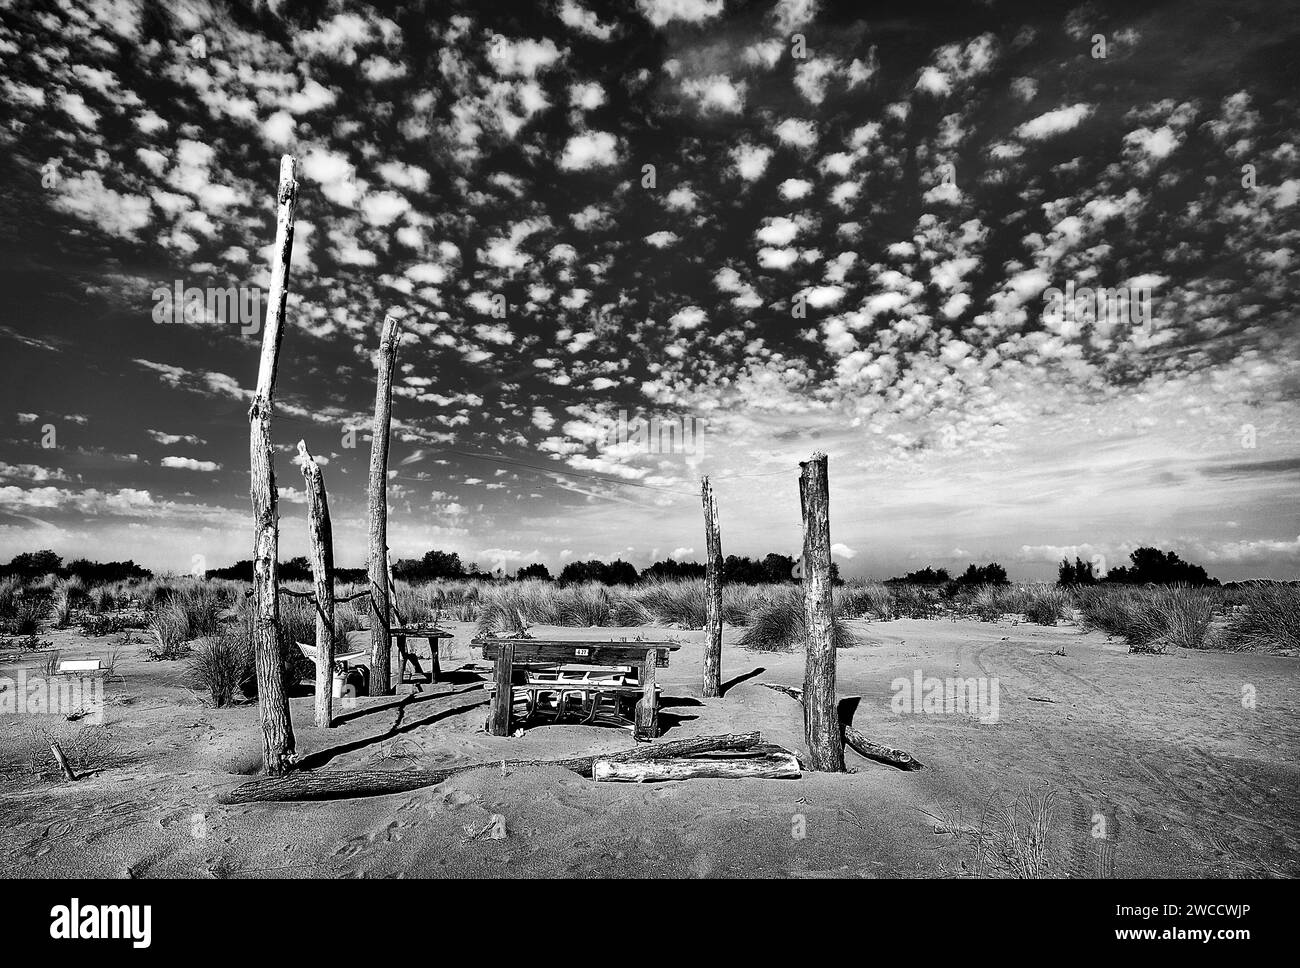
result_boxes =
[1,617,1296,878]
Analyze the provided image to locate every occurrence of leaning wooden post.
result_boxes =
[248,155,299,774]
[701,476,723,698]
[799,452,843,772]
[298,440,335,729]
[367,312,402,695]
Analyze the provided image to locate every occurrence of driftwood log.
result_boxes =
[248,155,299,775]
[595,746,799,782]
[220,731,766,804]
[759,683,922,771]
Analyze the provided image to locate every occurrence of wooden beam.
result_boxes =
[220,732,766,803]
[489,640,514,736]
[701,475,723,698]
[634,648,658,740]
[298,440,335,729]
[799,452,843,772]
[366,312,402,695]
[248,155,299,775]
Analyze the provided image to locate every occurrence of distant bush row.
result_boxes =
[0,551,151,584]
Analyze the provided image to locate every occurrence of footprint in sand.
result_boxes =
[441,791,476,810]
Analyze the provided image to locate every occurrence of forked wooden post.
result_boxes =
[366,312,402,695]
[247,155,299,775]
[799,452,843,772]
[489,641,514,736]
[701,476,723,698]
[298,440,335,729]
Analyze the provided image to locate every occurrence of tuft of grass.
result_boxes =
[145,581,230,660]
[188,632,254,707]
[834,582,894,621]
[737,593,859,652]
[558,583,613,627]
[1221,585,1300,653]
[0,592,45,635]
[1022,584,1072,626]
[635,579,708,628]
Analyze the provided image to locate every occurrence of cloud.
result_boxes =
[559,131,620,170]
[637,0,725,28]
[161,456,221,472]
[1014,103,1094,140]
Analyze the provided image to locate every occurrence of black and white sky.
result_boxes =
[0,0,1297,580]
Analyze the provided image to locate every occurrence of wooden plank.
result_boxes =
[634,648,658,741]
[474,640,678,668]
[489,641,514,736]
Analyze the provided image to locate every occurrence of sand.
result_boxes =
[1,616,1297,878]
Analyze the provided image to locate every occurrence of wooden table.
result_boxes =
[391,624,454,692]
[473,639,681,741]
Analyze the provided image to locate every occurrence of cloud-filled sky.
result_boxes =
[0,0,1297,580]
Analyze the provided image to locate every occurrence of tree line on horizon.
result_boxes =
[0,545,1223,588]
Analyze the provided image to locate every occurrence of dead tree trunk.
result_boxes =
[298,440,335,729]
[248,155,299,775]
[701,475,723,698]
[366,313,402,695]
[799,452,843,772]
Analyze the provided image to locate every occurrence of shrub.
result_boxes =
[889,584,942,619]
[81,613,131,637]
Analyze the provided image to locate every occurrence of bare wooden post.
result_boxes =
[298,440,335,729]
[799,452,843,772]
[489,641,514,736]
[367,313,402,695]
[634,648,659,740]
[701,476,723,698]
[248,155,299,774]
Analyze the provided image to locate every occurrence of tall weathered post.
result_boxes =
[248,155,299,774]
[701,475,723,698]
[799,452,843,772]
[298,440,335,728]
[367,313,402,694]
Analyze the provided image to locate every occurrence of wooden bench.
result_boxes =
[472,638,681,741]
